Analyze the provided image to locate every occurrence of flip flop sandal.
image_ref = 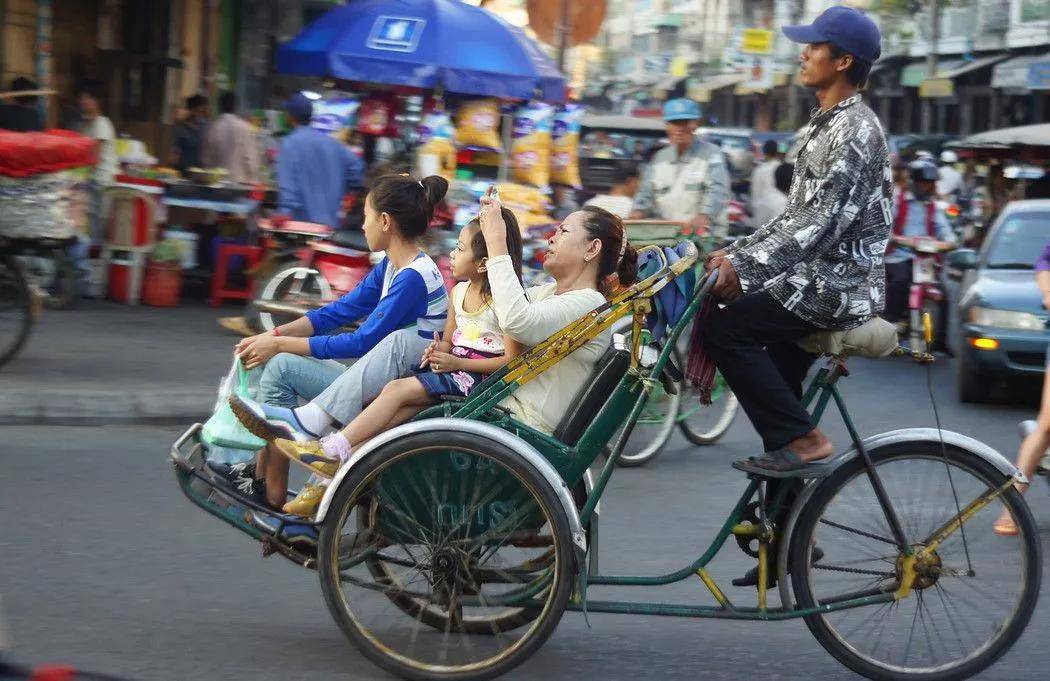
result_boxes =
[733,447,833,479]
[993,518,1019,536]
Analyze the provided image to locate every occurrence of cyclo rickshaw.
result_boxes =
[170,238,1040,681]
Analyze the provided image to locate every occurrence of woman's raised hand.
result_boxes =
[478,185,509,256]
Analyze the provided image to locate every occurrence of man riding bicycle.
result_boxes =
[883,158,955,332]
[704,6,892,477]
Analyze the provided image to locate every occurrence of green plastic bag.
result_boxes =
[201,355,267,451]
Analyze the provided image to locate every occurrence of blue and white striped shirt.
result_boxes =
[306,253,448,359]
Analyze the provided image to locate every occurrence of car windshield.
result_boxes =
[985,211,1050,269]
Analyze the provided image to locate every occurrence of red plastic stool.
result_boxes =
[211,244,263,307]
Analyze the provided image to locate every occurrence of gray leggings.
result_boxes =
[257,328,432,426]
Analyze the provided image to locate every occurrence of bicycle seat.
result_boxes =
[797,317,898,359]
[328,229,370,252]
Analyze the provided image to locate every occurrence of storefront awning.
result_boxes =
[687,73,747,102]
[901,59,964,88]
[918,55,1006,98]
[992,52,1050,90]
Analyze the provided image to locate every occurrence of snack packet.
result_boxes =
[311,97,360,138]
[416,110,457,180]
[454,99,502,150]
[551,104,584,187]
[511,102,553,187]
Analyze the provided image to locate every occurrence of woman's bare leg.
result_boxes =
[340,378,434,447]
[258,442,289,509]
[996,374,1050,532]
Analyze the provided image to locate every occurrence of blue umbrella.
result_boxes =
[276,0,566,102]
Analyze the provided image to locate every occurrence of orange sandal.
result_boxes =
[993,517,1019,536]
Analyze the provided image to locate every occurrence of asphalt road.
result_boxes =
[2,355,1049,681]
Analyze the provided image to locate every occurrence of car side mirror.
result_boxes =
[946,248,977,281]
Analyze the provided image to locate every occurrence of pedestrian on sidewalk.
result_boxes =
[749,139,783,220]
[172,94,210,176]
[583,164,640,219]
[703,5,890,479]
[76,80,117,246]
[0,77,44,132]
[209,175,450,511]
[202,91,259,184]
[272,93,364,229]
[630,97,729,238]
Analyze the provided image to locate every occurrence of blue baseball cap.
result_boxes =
[782,6,881,64]
[662,98,701,122]
[283,93,313,124]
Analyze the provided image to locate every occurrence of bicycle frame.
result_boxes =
[441,256,1014,622]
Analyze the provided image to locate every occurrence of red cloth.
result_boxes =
[0,129,97,177]
[685,296,717,404]
[29,665,76,681]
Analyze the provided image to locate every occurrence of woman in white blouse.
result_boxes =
[478,193,639,434]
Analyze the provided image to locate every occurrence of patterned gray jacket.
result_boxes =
[725,94,892,330]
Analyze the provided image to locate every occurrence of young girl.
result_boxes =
[235,207,525,516]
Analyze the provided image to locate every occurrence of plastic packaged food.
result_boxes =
[551,104,584,188]
[416,110,457,180]
[510,102,553,187]
[357,94,398,136]
[454,98,502,151]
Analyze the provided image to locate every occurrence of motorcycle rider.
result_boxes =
[883,158,955,344]
[936,150,963,200]
[630,97,729,238]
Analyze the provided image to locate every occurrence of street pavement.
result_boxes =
[2,355,1048,681]
[0,301,243,424]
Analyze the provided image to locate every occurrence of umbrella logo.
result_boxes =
[367,16,426,53]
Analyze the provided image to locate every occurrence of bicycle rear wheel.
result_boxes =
[790,442,1040,681]
[0,255,33,369]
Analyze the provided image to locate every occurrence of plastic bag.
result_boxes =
[201,355,266,453]
[416,110,457,181]
[511,102,553,187]
[551,104,584,188]
[357,94,398,136]
[311,97,360,139]
[454,99,502,151]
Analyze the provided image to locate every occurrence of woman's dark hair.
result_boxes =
[368,174,449,239]
[77,79,104,101]
[579,205,638,296]
[827,44,872,88]
[463,207,524,302]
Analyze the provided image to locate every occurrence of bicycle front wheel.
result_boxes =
[0,255,33,369]
[615,348,681,467]
[790,442,1040,681]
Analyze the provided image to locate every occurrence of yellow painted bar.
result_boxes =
[757,543,768,611]
[697,568,731,609]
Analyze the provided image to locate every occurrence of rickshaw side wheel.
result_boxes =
[317,429,575,681]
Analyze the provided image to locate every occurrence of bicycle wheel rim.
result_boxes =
[678,371,738,444]
[615,379,680,465]
[795,448,1038,677]
[0,256,32,368]
[322,443,566,675]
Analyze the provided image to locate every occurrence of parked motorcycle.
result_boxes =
[251,219,373,332]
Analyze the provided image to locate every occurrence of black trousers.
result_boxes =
[884,260,911,323]
[702,291,820,452]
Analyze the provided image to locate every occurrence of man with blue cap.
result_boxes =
[630,97,729,236]
[702,6,892,484]
[273,93,364,229]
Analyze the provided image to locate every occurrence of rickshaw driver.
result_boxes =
[629,97,730,238]
[703,6,891,477]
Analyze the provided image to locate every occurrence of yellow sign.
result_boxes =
[741,28,773,55]
[670,56,689,78]
[919,77,954,98]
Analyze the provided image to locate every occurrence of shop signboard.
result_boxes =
[741,28,774,55]
[919,78,954,98]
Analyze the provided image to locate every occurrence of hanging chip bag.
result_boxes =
[511,102,553,187]
[416,110,457,181]
[551,104,583,188]
[454,99,502,151]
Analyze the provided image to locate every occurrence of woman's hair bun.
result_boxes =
[420,175,449,210]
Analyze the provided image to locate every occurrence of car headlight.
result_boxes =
[969,307,1046,331]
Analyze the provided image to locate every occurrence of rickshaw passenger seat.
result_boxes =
[552,347,631,447]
